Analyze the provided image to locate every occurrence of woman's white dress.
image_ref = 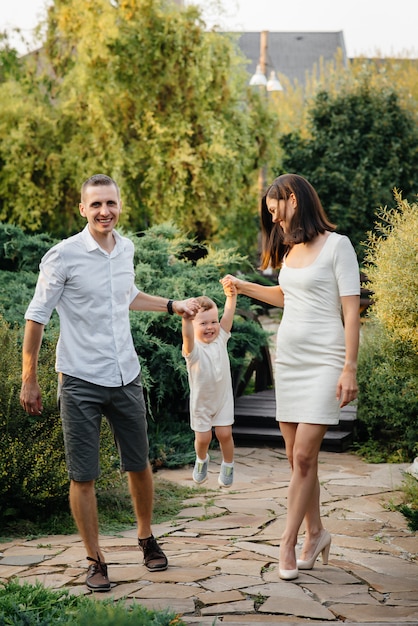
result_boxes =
[275,232,360,425]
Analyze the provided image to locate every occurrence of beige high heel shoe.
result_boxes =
[279,544,299,580]
[297,529,331,570]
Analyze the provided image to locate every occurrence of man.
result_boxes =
[20,174,199,592]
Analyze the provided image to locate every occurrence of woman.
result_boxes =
[221,173,360,580]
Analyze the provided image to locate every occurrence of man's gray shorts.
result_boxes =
[58,373,149,481]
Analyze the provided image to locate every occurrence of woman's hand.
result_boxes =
[336,366,358,408]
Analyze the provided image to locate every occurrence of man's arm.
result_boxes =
[129,293,199,317]
[20,320,45,415]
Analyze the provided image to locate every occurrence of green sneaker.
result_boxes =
[193,455,209,484]
[218,462,234,487]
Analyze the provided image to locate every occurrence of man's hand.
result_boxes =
[20,380,43,415]
[173,298,200,318]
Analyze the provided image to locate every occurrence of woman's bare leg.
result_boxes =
[279,422,327,570]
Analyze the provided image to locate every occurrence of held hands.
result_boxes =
[175,297,200,320]
[222,280,237,298]
[220,274,243,294]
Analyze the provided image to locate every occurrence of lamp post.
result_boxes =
[249,31,283,199]
[250,31,283,92]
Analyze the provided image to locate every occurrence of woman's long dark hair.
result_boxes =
[260,173,336,270]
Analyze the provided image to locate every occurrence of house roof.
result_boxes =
[235,31,347,86]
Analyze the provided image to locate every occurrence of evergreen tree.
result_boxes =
[278,81,418,258]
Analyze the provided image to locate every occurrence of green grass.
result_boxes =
[0,476,203,540]
[0,579,186,625]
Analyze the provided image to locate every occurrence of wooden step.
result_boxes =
[232,425,354,453]
[233,388,357,452]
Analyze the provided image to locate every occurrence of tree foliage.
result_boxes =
[364,193,418,352]
[277,80,418,259]
[0,0,277,257]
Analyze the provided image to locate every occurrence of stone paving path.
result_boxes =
[1,447,417,625]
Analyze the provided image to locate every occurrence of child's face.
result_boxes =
[192,306,220,344]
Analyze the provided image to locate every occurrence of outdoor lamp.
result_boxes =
[266,70,283,92]
[249,64,268,86]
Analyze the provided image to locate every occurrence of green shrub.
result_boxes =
[364,194,418,352]
[0,579,185,625]
[356,321,418,461]
[0,222,269,522]
[355,193,418,461]
[396,473,418,532]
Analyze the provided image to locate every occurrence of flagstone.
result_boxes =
[254,519,286,539]
[332,534,402,554]
[169,530,200,537]
[196,589,244,604]
[389,536,418,556]
[233,541,281,560]
[168,550,232,567]
[346,568,418,593]
[303,582,379,604]
[87,581,143,600]
[342,552,418,578]
[18,566,66,578]
[2,449,417,623]
[220,618,311,624]
[258,592,335,620]
[131,582,197,598]
[96,537,138,547]
[133,566,217,583]
[228,550,274,562]
[64,584,91,596]
[187,525,262,537]
[130,596,196,613]
[215,502,285,517]
[293,566,361,585]
[38,546,88,565]
[183,513,270,531]
[384,590,418,606]
[176,506,222,518]
[242,582,302,595]
[329,602,418,622]
[0,554,46,566]
[23,535,83,547]
[211,558,268,577]
[201,599,255,615]
[0,564,30,577]
[324,518,384,535]
[17,572,75,588]
[325,484,396,497]
[201,574,263,592]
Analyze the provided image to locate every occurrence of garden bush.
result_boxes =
[0,222,269,524]
[355,194,418,461]
[356,321,418,461]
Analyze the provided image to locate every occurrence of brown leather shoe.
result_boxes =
[86,554,111,591]
[138,535,168,571]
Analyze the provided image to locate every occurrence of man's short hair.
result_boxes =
[81,174,120,201]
